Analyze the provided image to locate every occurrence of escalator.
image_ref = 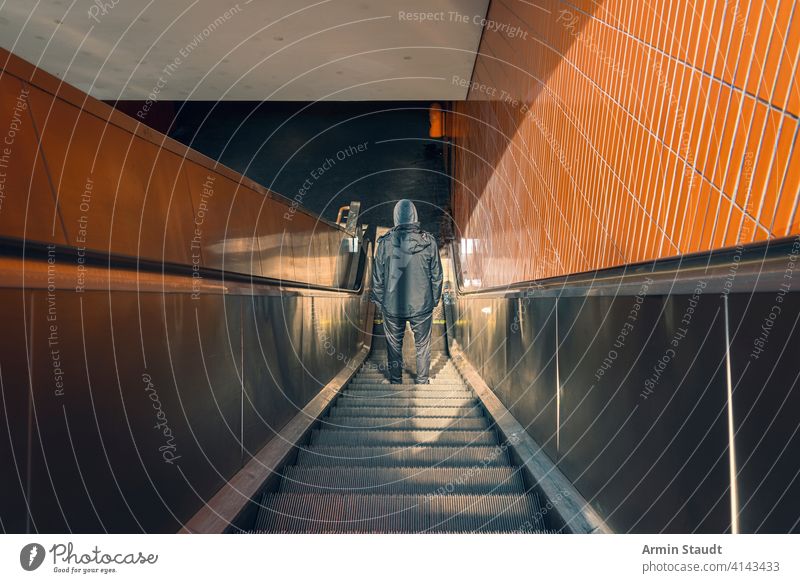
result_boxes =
[3,16,798,539]
[250,350,554,533]
[0,45,600,535]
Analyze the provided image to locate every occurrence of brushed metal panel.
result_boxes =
[505,296,558,459]
[0,47,371,534]
[101,133,161,262]
[293,222,316,285]
[242,293,364,460]
[27,289,138,533]
[556,294,731,533]
[26,83,113,252]
[0,289,32,533]
[255,202,295,282]
[22,69,352,286]
[241,294,290,455]
[481,299,508,390]
[139,148,197,266]
[25,290,246,532]
[28,83,200,266]
[184,164,262,276]
[729,292,800,533]
[0,78,68,246]
[449,240,800,533]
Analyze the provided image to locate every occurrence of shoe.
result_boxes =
[415,379,430,385]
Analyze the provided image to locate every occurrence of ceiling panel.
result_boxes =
[0,0,489,100]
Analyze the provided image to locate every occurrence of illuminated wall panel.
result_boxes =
[0,48,353,288]
[449,0,800,288]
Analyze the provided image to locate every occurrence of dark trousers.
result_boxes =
[382,312,433,383]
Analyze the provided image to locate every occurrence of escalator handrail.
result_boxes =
[0,236,373,296]
[449,236,800,298]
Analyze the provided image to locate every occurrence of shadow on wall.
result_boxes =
[447,0,601,231]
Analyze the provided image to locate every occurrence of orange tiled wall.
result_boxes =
[449,0,800,288]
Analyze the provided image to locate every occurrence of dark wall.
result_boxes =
[155,101,450,237]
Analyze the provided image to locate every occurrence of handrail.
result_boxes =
[1,236,372,296]
[451,236,800,298]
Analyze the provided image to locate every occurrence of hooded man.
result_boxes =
[371,199,443,384]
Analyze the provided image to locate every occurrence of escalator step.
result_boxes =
[357,371,455,377]
[350,380,465,386]
[278,466,525,494]
[349,381,467,387]
[251,493,550,533]
[329,405,483,418]
[294,445,513,467]
[342,389,473,399]
[335,396,477,408]
[349,387,468,393]
[310,429,497,446]
[244,352,563,534]
[353,379,463,385]
[355,372,460,380]
[359,364,453,371]
[318,416,488,431]
[358,367,458,378]
[341,389,471,399]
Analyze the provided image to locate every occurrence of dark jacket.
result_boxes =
[371,223,443,317]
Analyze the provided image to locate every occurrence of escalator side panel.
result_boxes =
[502,296,559,461]
[0,289,33,533]
[450,276,798,533]
[556,294,731,534]
[729,292,800,533]
[0,77,68,247]
[7,284,365,533]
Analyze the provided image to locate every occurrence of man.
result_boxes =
[371,199,443,384]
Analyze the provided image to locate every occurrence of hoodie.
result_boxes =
[371,201,443,317]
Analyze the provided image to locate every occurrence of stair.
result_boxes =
[250,351,555,533]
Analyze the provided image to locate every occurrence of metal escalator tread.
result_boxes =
[293,445,513,467]
[248,353,557,533]
[341,389,472,399]
[357,371,460,377]
[252,493,550,533]
[311,429,497,446]
[329,405,483,418]
[356,370,460,376]
[279,466,525,494]
[349,385,466,390]
[348,378,458,384]
[348,381,467,387]
[357,370,458,375]
[318,416,488,430]
[344,385,470,392]
[334,396,477,408]
[352,379,464,385]
[355,375,462,378]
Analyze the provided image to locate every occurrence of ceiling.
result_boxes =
[0,0,489,100]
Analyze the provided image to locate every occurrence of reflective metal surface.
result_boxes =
[445,247,800,533]
[0,50,374,533]
[0,263,371,533]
